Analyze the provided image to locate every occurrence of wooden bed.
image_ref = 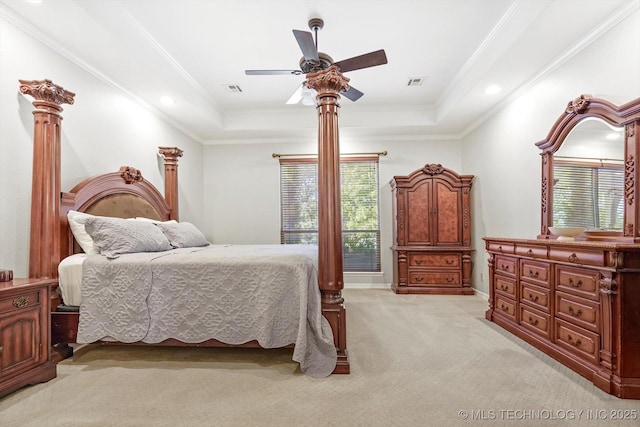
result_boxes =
[19,69,351,375]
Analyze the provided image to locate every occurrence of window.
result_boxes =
[553,161,624,230]
[280,157,381,272]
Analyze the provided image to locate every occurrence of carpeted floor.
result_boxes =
[1,289,639,426]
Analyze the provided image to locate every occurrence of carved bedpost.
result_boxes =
[19,79,75,279]
[158,146,183,220]
[306,65,350,373]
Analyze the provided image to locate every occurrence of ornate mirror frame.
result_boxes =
[535,94,640,241]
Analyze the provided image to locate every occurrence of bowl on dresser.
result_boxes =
[548,226,585,241]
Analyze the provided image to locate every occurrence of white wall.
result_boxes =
[463,8,640,295]
[203,137,462,286]
[0,17,204,277]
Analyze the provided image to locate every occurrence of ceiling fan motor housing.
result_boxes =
[299,52,334,74]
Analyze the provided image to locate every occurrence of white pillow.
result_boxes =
[67,210,100,255]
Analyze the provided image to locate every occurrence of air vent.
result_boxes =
[407,77,425,86]
[225,84,243,93]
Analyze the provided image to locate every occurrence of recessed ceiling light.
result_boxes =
[485,84,502,95]
[160,96,176,106]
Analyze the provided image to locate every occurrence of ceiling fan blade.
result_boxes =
[286,84,304,104]
[341,85,364,102]
[245,69,303,76]
[333,49,388,73]
[292,30,319,62]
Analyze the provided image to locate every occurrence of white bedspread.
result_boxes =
[77,244,337,377]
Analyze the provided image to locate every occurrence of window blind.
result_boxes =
[280,157,381,272]
[553,162,624,230]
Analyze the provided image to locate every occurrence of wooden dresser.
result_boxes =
[0,278,56,398]
[484,237,640,399]
[391,164,474,294]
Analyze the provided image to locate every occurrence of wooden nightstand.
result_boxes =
[0,278,57,398]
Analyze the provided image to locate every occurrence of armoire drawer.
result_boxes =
[555,291,600,332]
[409,271,461,286]
[555,318,599,365]
[408,253,460,268]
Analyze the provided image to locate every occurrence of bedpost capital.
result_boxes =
[19,79,75,106]
[159,146,184,164]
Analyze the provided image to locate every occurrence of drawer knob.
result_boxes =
[500,284,507,291]
[567,306,583,317]
[501,264,509,271]
[446,277,454,283]
[568,278,583,288]
[568,253,579,263]
[528,270,539,278]
[567,335,582,347]
[528,293,539,302]
[12,296,30,308]
[500,304,509,312]
[415,276,423,282]
[415,259,423,265]
[446,259,454,265]
[0,345,3,354]
[528,316,539,326]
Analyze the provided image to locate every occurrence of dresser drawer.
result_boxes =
[494,295,516,322]
[519,259,551,287]
[0,290,41,314]
[487,241,515,254]
[409,271,461,286]
[495,275,516,298]
[494,255,516,277]
[408,253,460,268]
[549,247,605,266]
[555,291,600,332]
[555,318,599,365]
[556,266,600,300]
[520,282,550,313]
[520,305,551,339]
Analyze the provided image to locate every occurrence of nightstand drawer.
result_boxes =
[0,291,41,314]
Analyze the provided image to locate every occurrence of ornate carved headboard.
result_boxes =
[59,166,173,257]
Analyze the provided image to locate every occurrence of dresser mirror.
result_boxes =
[552,118,625,231]
[536,95,640,241]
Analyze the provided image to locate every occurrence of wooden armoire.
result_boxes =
[391,164,474,294]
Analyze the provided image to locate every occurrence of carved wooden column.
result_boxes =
[19,79,75,279]
[306,65,349,373]
[158,146,183,220]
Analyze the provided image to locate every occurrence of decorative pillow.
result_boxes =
[83,216,172,259]
[67,210,100,255]
[155,222,209,248]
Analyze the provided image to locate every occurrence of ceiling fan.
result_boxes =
[245,18,387,104]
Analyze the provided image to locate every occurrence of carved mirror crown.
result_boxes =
[536,95,640,241]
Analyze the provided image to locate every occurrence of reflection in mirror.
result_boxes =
[553,118,625,230]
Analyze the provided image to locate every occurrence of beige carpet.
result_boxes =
[1,289,639,426]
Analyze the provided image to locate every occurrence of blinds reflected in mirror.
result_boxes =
[553,160,624,230]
